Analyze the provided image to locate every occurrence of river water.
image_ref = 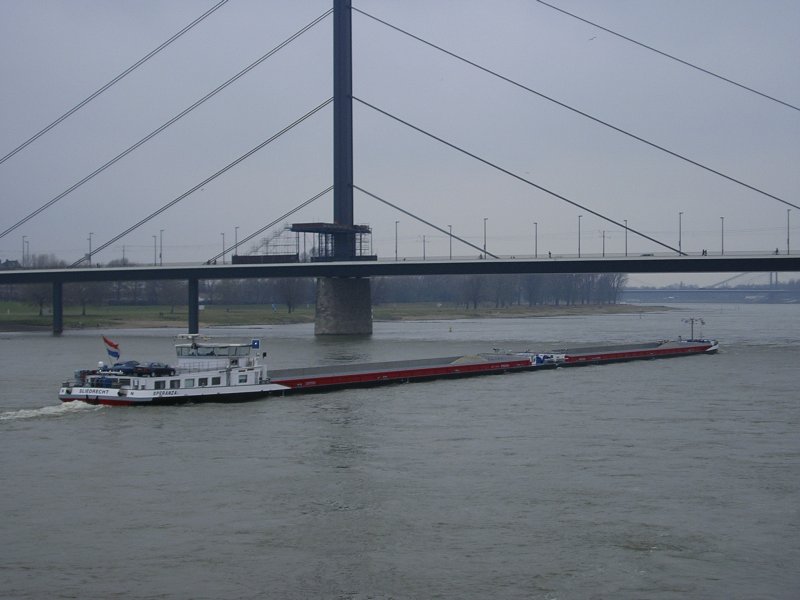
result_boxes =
[1,304,798,599]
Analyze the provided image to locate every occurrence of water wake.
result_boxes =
[0,401,103,421]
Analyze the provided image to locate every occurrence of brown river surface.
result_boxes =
[1,304,798,599]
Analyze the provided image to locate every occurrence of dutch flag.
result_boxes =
[103,336,120,360]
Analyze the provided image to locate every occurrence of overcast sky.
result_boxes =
[1,0,798,285]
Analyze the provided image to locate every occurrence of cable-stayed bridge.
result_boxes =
[0,1,797,333]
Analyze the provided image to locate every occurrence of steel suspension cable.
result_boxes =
[352,7,800,212]
[536,0,800,113]
[1,7,333,242]
[206,186,333,264]
[71,98,333,266]
[0,0,230,166]
[353,185,498,258]
[354,97,681,255]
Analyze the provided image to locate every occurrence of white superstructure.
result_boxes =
[59,336,289,405]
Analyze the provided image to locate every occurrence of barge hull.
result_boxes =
[562,340,718,366]
[270,355,545,394]
[58,340,718,406]
[59,383,291,407]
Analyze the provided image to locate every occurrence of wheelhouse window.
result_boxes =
[176,344,251,357]
[238,374,248,384]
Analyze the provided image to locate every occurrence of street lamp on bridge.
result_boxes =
[159,229,164,266]
[678,211,683,255]
[577,215,582,258]
[788,209,791,255]
[221,232,226,264]
[448,224,452,260]
[22,235,27,267]
[624,219,628,257]
[395,220,399,261]
[88,232,93,266]
[483,217,488,259]
[152,235,157,266]
[720,216,724,256]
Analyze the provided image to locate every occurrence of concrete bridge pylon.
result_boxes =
[315,276,372,335]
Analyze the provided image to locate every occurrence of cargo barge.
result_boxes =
[527,338,719,367]
[58,336,717,406]
[268,353,543,393]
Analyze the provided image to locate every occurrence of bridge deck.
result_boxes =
[2,255,799,285]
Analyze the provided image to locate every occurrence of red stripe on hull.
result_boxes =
[272,358,535,391]
[564,344,714,365]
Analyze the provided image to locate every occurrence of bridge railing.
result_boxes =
[0,248,793,272]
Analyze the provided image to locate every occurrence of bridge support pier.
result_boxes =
[315,277,372,335]
[188,278,199,334]
[52,281,63,336]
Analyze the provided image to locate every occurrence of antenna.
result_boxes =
[681,317,705,340]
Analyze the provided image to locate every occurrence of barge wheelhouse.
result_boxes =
[59,337,289,406]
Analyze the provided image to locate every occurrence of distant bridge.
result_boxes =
[621,286,799,303]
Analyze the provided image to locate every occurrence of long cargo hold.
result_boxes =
[58,336,718,406]
[268,353,542,393]
[557,339,718,366]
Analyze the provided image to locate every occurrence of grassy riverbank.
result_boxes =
[0,301,670,332]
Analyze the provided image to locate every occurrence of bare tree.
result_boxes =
[19,254,66,316]
[160,280,187,313]
[65,282,103,316]
[277,278,312,313]
[461,275,486,309]
[489,274,515,308]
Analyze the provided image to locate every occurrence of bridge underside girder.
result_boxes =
[5,255,798,287]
